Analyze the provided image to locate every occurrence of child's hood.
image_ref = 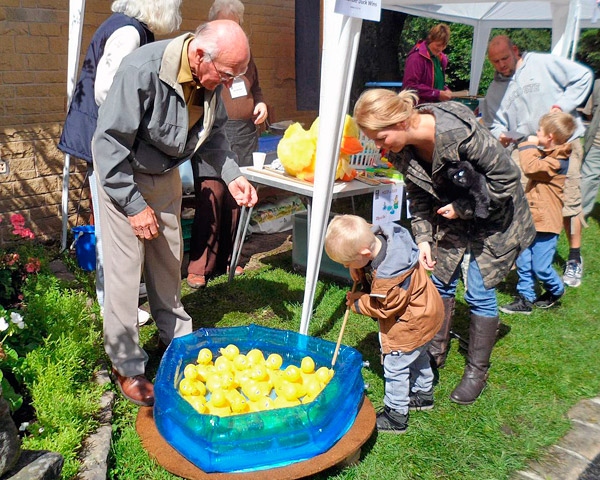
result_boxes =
[371,223,420,279]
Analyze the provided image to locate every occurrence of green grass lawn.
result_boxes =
[104,206,600,480]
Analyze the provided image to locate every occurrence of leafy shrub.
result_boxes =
[16,273,105,479]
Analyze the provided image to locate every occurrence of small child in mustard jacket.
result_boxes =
[325,215,443,434]
[500,112,576,314]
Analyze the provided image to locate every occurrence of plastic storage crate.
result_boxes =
[292,212,352,282]
[258,134,283,163]
[350,132,381,169]
[182,218,193,252]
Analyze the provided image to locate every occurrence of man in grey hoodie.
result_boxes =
[482,35,593,290]
[92,19,257,406]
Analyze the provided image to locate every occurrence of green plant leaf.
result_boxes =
[0,376,23,413]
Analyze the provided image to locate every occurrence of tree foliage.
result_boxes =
[351,13,598,102]
[577,29,600,76]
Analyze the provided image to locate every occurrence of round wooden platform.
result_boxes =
[136,397,376,479]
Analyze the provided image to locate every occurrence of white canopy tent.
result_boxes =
[299,0,598,334]
[62,0,597,334]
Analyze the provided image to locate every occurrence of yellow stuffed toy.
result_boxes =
[277,115,363,183]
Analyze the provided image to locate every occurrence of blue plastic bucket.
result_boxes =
[72,225,96,271]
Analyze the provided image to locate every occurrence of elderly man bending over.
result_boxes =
[92,20,257,406]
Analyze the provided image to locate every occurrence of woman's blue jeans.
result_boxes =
[431,254,498,318]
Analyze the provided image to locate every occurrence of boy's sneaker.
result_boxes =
[534,291,563,309]
[409,389,434,411]
[563,259,583,288]
[376,406,409,434]
[499,296,533,315]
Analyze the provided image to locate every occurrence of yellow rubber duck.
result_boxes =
[273,396,301,409]
[265,353,283,370]
[219,344,240,361]
[315,366,334,386]
[197,348,213,365]
[206,389,232,417]
[248,396,275,412]
[185,395,208,413]
[283,364,302,383]
[246,349,266,366]
[226,390,249,415]
[300,356,316,374]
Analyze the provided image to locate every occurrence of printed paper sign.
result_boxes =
[372,183,403,225]
[334,0,382,21]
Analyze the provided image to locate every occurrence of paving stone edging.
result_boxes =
[511,397,600,480]
[77,369,114,480]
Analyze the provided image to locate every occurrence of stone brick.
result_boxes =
[15,35,48,54]
[559,422,600,461]
[4,6,54,22]
[523,445,590,480]
[0,158,37,182]
[0,52,26,70]
[28,204,60,220]
[568,398,600,425]
[0,193,46,213]
[0,182,13,197]
[25,53,65,71]
[0,35,14,53]
[13,176,59,197]
[0,140,35,159]
[32,216,64,241]
[0,21,28,36]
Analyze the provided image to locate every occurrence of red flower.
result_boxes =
[5,253,20,266]
[25,258,41,273]
[10,214,26,228]
[12,225,35,240]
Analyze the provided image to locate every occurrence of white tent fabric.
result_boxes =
[63,0,597,334]
[299,0,597,334]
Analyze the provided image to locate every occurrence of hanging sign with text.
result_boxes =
[334,0,382,21]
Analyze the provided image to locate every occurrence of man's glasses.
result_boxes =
[206,53,243,84]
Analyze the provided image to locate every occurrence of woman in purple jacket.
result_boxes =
[402,23,453,104]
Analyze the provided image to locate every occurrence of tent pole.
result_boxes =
[298,2,363,335]
[61,0,86,251]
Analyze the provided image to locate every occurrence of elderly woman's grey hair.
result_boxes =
[208,0,245,24]
[111,0,182,36]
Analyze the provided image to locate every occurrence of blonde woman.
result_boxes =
[353,89,535,404]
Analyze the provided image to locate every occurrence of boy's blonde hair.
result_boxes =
[539,112,576,145]
[325,215,376,264]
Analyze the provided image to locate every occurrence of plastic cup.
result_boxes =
[252,152,266,169]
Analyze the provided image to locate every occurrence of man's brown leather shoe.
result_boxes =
[111,367,154,406]
[186,273,206,289]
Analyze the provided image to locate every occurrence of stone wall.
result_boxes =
[0,0,317,241]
